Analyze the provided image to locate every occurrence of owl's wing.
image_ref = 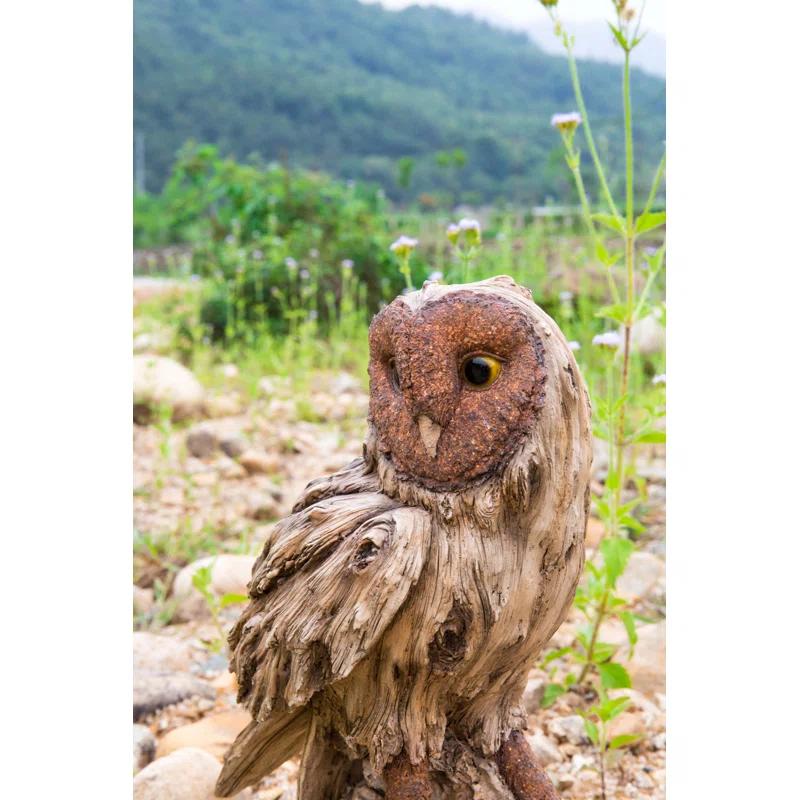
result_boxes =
[229,490,431,720]
[291,456,380,512]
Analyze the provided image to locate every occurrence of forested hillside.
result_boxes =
[134,0,665,204]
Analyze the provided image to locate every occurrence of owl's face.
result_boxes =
[368,285,547,492]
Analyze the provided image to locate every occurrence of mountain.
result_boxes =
[133,0,665,205]
[528,20,665,78]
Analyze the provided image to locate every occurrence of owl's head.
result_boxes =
[367,275,590,504]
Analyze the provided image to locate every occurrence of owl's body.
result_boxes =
[218,277,592,800]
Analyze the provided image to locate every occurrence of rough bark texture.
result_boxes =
[495,731,559,800]
[217,276,593,799]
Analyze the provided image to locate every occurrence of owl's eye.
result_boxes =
[387,358,401,391]
[460,353,503,389]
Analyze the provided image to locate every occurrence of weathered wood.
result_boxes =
[216,276,593,799]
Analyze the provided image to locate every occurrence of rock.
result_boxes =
[652,732,667,750]
[133,747,223,800]
[186,427,218,459]
[556,774,575,791]
[606,711,647,746]
[329,372,362,395]
[219,435,247,459]
[133,724,156,772]
[239,450,282,476]
[585,517,604,548]
[601,619,666,696]
[156,709,252,760]
[548,715,588,745]
[133,632,196,673]
[171,554,255,622]
[133,672,216,721]
[245,491,281,521]
[206,394,242,418]
[133,355,205,424]
[528,732,562,766]
[616,552,665,602]
[133,585,154,616]
[522,676,546,713]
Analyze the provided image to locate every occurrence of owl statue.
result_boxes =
[216,276,593,800]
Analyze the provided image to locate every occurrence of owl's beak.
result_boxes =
[416,414,442,459]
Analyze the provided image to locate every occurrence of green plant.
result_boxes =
[191,561,248,653]
[535,2,666,792]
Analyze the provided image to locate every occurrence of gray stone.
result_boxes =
[133,355,205,424]
[133,747,222,800]
[133,724,156,772]
[186,427,218,459]
[616,552,666,602]
[522,676,546,713]
[133,671,215,721]
[548,714,589,745]
[171,554,255,622]
[219,435,246,459]
[601,619,666,696]
[133,631,196,673]
[528,732,562,766]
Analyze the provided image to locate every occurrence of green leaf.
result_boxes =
[634,430,666,444]
[592,642,618,664]
[592,213,625,234]
[541,683,566,708]
[607,21,629,50]
[584,718,600,745]
[597,662,632,690]
[619,611,639,650]
[600,536,635,586]
[635,211,666,234]
[542,646,573,665]
[595,303,628,324]
[219,592,249,608]
[595,241,620,267]
[597,696,630,722]
[608,733,643,750]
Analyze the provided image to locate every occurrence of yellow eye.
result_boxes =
[460,353,502,389]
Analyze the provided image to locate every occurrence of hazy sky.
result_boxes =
[364,1,666,36]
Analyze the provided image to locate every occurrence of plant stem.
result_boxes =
[578,588,609,684]
[564,143,621,306]
[565,36,622,222]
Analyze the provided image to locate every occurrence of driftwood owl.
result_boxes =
[216,276,593,800]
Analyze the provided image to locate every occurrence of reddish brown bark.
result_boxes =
[383,750,434,800]
[495,730,559,800]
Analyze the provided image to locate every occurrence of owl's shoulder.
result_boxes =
[230,459,432,718]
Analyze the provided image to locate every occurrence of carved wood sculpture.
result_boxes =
[216,276,593,800]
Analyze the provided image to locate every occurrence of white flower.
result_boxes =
[309,248,319,259]
[390,235,418,257]
[308,309,319,321]
[551,112,582,132]
[446,223,460,244]
[652,373,666,385]
[225,234,236,245]
[428,270,444,282]
[285,257,298,270]
[458,218,481,246]
[221,363,239,379]
[252,249,263,260]
[299,269,311,280]
[341,259,354,270]
[568,340,581,351]
[592,331,622,349]
[559,290,574,302]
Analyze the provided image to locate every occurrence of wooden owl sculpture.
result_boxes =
[217,276,593,800]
